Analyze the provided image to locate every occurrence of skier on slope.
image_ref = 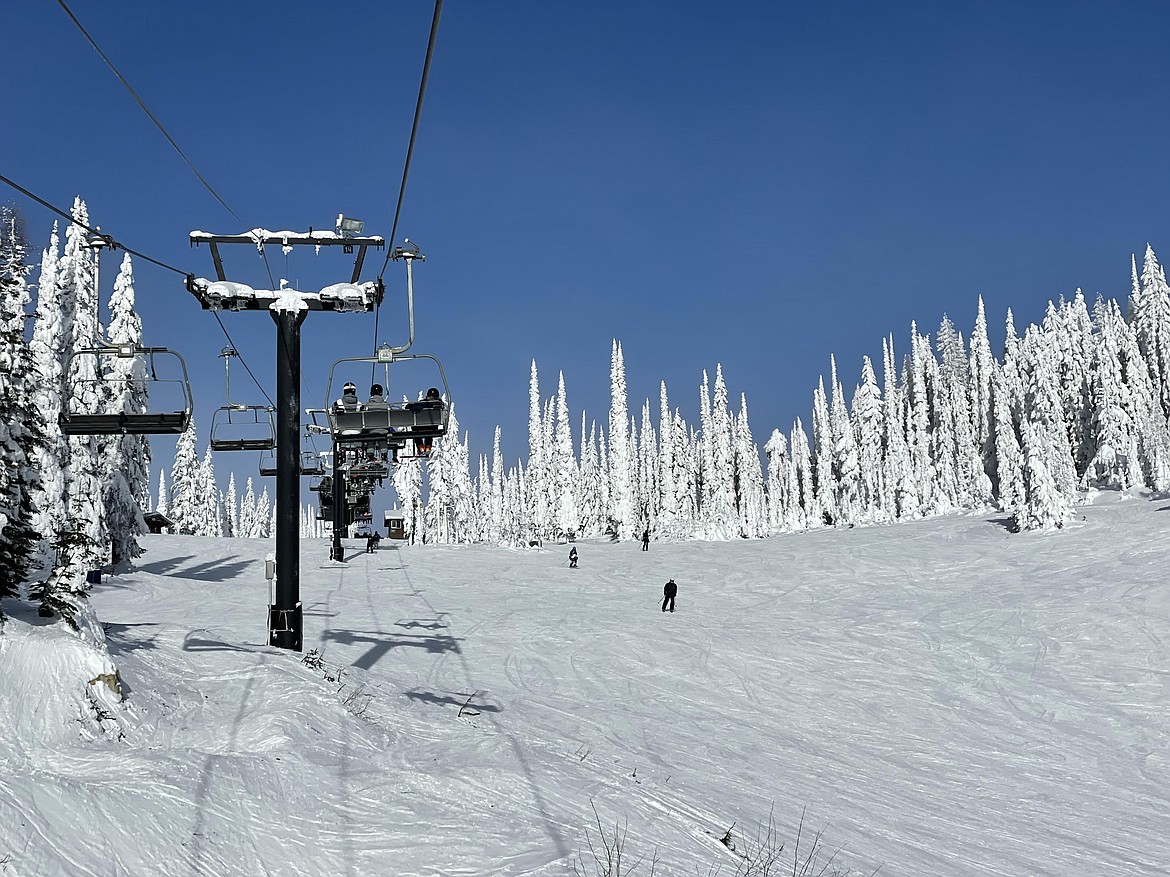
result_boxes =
[661,578,677,613]
[568,546,578,568]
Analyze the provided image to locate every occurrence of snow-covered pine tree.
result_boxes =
[169,417,200,534]
[1084,295,1143,489]
[657,382,678,528]
[553,372,578,539]
[1017,420,1072,531]
[224,472,238,537]
[810,375,835,525]
[734,394,766,537]
[790,418,816,529]
[29,221,68,538]
[851,355,884,521]
[257,487,272,538]
[0,206,44,602]
[1133,245,1170,420]
[392,457,423,544]
[828,357,861,525]
[199,448,221,536]
[608,340,634,538]
[637,401,657,534]
[881,334,915,519]
[103,254,149,562]
[968,296,996,486]
[578,418,604,537]
[991,361,1024,515]
[931,316,964,511]
[906,325,939,515]
[156,469,168,516]
[763,428,788,533]
[526,360,550,541]
[60,199,107,566]
[1019,324,1077,501]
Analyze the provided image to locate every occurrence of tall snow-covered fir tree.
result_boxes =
[0,206,44,603]
[28,221,67,538]
[169,417,201,535]
[552,372,578,538]
[103,253,149,563]
[608,340,634,538]
[60,198,107,566]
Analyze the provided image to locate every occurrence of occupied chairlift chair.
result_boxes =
[306,345,451,458]
[209,348,276,452]
[58,344,193,436]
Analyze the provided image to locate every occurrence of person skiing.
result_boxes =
[366,530,381,553]
[641,527,650,551]
[662,578,677,613]
[568,546,578,568]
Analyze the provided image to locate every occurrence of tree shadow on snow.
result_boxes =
[132,555,253,582]
[988,516,1019,532]
[321,628,462,671]
[134,555,199,576]
[103,621,161,657]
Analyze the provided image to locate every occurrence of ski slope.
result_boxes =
[2,489,1168,876]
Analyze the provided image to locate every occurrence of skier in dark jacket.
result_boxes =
[568,547,578,568]
[641,528,650,551]
[662,578,677,613]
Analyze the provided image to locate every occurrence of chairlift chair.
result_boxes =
[259,449,330,477]
[306,345,451,448]
[209,348,277,452]
[58,345,193,436]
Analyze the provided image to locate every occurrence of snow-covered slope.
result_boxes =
[2,490,1168,876]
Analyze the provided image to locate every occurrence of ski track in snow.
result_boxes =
[2,491,1169,875]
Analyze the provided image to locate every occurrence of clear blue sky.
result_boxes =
[5,1,1170,508]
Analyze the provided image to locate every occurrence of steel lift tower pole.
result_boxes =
[187,225,384,651]
[271,304,307,648]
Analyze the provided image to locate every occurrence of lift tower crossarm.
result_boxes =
[188,229,385,284]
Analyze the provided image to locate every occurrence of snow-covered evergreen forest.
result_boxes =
[5,198,1170,617]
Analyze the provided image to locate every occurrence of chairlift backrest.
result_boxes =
[59,346,193,436]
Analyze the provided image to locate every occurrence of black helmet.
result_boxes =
[343,382,357,394]
[370,383,383,396]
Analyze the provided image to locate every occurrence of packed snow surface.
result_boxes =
[2,489,1168,876]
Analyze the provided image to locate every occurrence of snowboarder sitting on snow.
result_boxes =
[568,547,578,568]
[662,578,677,613]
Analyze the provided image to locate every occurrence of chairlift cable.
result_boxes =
[54,0,243,227]
[0,173,188,277]
[54,0,279,292]
[370,0,442,379]
[212,313,276,409]
[0,173,279,411]
[377,0,443,283]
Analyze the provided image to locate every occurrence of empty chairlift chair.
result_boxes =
[209,347,276,452]
[58,345,193,436]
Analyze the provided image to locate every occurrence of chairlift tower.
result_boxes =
[187,222,385,651]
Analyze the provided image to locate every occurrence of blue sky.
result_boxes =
[6,1,1170,509]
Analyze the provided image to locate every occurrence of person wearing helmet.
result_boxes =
[335,381,360,413]
[368,383,385,404]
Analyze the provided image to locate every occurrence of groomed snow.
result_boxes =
[3,489,1168,875]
